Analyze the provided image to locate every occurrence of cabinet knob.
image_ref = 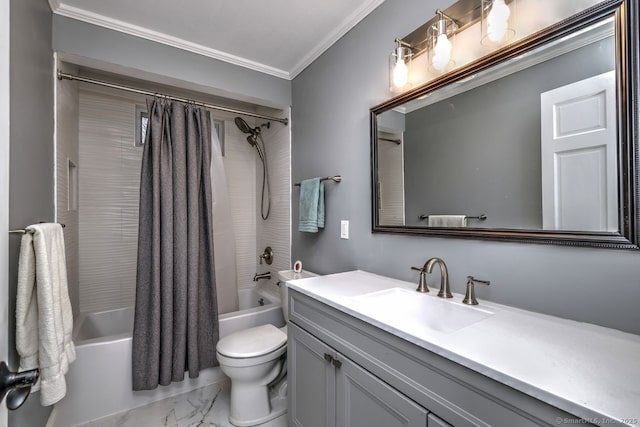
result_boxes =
[323,353,333,363]
[331,358,342,369]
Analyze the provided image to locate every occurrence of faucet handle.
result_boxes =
[410,266,429,293]
[259,247,274,265]
[463,276,490,305]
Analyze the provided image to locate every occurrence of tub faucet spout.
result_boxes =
[253,272,271,282]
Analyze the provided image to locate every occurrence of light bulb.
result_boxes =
[487,0,510,43]
[393,54,408,88]
[432,33,451,72]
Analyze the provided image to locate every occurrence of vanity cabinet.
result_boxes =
[288,288,590,427]
[289,322,431,427]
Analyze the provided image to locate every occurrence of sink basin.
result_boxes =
[352,287,494,335]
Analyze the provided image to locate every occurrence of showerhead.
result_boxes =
[234,117,271,220]
[234,117,261,146]
[234,117,255,135]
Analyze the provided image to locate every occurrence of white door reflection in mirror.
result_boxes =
[540,70,618,231]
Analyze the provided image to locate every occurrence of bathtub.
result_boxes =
[48,288,284,427]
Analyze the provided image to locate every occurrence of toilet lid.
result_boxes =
[217,324,287,358]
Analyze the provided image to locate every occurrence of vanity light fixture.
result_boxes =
[389,38,413,92]
[389,0,519,92]
[429,10,458,74]
[481,0,516,46]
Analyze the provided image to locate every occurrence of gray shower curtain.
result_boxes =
[132,98,219,391]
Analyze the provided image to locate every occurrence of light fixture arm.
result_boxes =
[394,38,412,50]
[435,9,459,26]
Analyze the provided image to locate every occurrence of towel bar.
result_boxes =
[419,214,486,221]
[379,137,402,144]
[294,176,342,187]
[9,223,66,235]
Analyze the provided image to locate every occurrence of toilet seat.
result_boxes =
[217,344,286,368]
[218,324,287,358]
[216,324,287,368]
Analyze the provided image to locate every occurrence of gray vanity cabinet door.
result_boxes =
[289,323,337,427]
[428,413,453,426]
[336,355,428,427]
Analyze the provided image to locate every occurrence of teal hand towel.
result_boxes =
[317,182,325,229]
[299,178,325,233]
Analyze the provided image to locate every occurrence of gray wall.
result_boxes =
[8,0,55,424]
[291,0,640,335]
[52,15,292,109]
[403,37,615,228]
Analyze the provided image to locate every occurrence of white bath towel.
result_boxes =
[16,223,76,406]
[428,215,467,227]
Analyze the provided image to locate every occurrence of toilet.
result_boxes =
[216,269,317,426]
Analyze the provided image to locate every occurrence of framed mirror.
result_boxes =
[371,0,639,249]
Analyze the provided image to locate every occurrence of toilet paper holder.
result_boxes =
[0,361,39,410]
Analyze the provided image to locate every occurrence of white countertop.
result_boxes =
[286,270,640,426]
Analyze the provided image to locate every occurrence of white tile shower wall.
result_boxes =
[55,61,80,315]
[219,113,257,290]
[256,109,292,296]
[78,88,145,313]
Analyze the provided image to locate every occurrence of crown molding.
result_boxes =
[48,0,61,12]
[289,0,386,79]
[51,1,385,81]
[51,3,291,80]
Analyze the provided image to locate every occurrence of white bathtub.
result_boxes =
[49,288,284,427]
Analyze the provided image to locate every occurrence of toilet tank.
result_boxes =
[277,270,318,322]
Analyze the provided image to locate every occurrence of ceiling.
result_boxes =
[49,0,386,80]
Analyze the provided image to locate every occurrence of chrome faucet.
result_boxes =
[253,272,271,282]
[426,258,452,298]
[410,257,452,298]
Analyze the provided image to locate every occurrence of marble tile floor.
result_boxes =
[78,381,235,427]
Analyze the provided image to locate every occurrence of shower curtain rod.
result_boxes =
[57,70,289,125]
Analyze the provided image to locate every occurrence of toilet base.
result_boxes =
[249,412,287,427]
[229,383,287,427]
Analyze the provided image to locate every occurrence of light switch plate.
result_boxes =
[340,220,349,239]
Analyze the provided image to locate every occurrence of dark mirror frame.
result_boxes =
[370,0,639,249]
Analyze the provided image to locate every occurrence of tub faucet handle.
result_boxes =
[259,247,273,265]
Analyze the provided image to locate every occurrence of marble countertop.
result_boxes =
[286,270,640,426]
